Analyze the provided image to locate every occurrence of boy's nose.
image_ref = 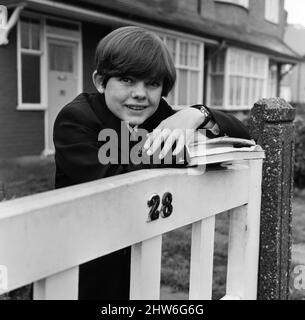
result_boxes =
[131,82,147,99]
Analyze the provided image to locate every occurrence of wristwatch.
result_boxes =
[190,104,212,128]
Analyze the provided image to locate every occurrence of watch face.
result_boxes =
[201,107,207,114]
[192,105,210,118]
[201,106,209,117]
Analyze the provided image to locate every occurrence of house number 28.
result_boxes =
[147,192,173,222]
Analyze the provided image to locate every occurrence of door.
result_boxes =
[47,38,79,152]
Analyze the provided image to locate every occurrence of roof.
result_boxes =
[3,0,300,63]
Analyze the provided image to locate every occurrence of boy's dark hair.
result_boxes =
[94,26,176,97]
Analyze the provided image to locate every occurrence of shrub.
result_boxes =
[290,102,305,116]
[294,115,305,189]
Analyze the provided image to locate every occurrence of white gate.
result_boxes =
[0,150,264,300]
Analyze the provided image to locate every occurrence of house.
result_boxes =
[282,24,305,103]
[0,0,299,158]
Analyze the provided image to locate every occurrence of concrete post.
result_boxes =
[0,181,5,201]
[249,98,296,300]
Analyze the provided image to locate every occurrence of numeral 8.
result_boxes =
[160,192,173,218]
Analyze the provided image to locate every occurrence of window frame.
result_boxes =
[158,32,204,109]
[268,62,278,98]
[17,15,46,111]
[17,14,82,111]
[208,48,226,108]
[265,0,279,24]
[214,0,249,9]
[207,47,269,110]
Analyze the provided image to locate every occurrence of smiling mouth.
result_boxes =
[125,105,148,111]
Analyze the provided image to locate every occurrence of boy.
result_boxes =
[53,26,250,300]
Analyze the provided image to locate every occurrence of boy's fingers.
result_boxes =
[159,131,180,159]
[172,134,186,156]
[146,128,171,156]
[143,129,161,150]
[143,134,152,150]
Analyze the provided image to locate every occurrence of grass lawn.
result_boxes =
[289,191,305,300]
[0,156,304,300]
[0,156,55,200]
[160,212,229,300]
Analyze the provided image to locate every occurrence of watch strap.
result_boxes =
[190,104,212,128]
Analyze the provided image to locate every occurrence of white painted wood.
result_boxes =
[199,42,204,104]
[46,38,79,151]
[223,46,230,110]
[16,9,82,120]
[220,295,241,300]
[225,160,263,300]
[243,159,263,300]
[33,267,79,300]
[130,236,162,300]
[189,216,216,300]
[226,206,247,298]
[44,16,82,154]
[0,164,253,293]
[16,12,46,111]
[0,151,264,298]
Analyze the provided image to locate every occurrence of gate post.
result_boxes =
[249,98,296,300]
[0,182,5,201]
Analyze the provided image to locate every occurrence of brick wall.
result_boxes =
[200,0,286,39]
[82,22,112,93]
[0,27,44,159]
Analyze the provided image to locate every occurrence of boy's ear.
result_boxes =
[92,70,105,94]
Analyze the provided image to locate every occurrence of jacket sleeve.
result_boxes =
[53,106,127,186]
[204,107,251,140]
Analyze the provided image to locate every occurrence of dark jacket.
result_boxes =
[53,92,250,299]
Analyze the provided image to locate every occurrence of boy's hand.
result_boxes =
[143,108,206,159]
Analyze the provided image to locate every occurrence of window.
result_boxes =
[18,17,44,109]
[197,0,202,14]
[210,50,225,106]
[49,43,74,72]
[228,49,267,108]
[268,63,277,97]
[160,35,204,107]
[215,0,249,9]
[17,16,80,111]
[209,48,268,109]
[265,0,279,24]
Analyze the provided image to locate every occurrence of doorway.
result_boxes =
[46,38,79,153]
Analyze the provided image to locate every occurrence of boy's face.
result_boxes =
[103,76,163,126]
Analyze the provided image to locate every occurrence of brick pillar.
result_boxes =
[249,98,296,300]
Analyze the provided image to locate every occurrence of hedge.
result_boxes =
[288,103,305,189]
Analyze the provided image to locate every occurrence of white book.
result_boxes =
[185,134,263,166]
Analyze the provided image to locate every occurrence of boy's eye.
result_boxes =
[120,77,133,83]
[148,81,161,88]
